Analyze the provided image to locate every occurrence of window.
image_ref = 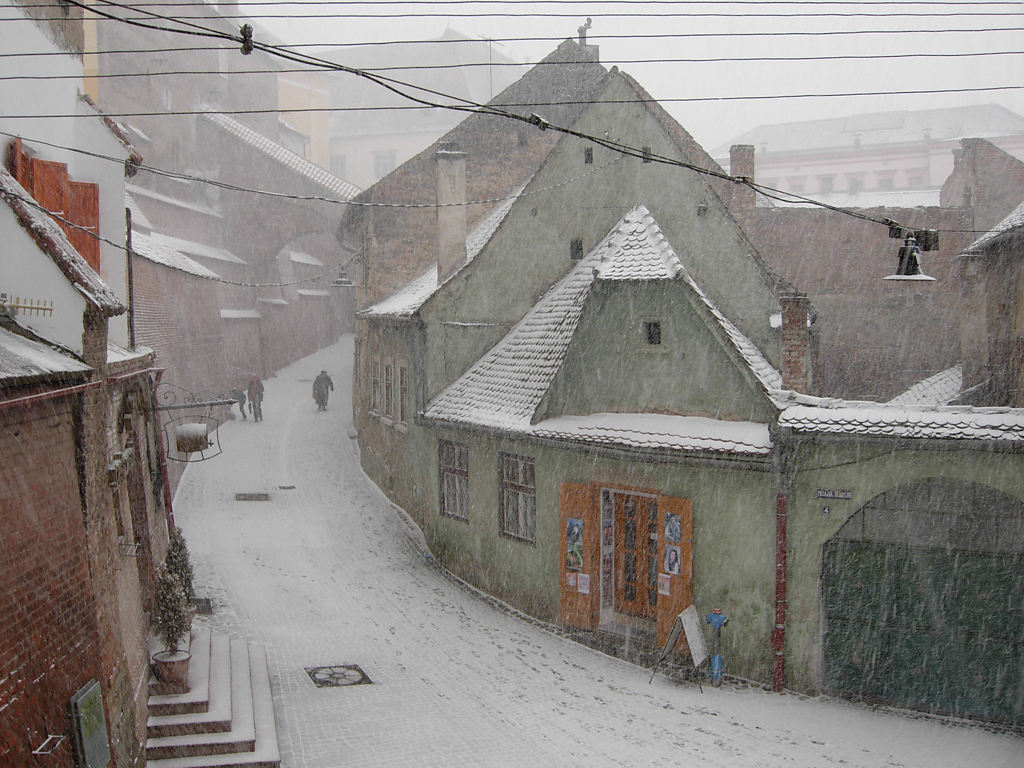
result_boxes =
[370,358,380,412]
[642,146,652,163]
[500,453,536,542]
[439,441,468,520]
[644,321,662,345]
[584,146,593,164]
[570,238,584,260]
[399,366,408,423]
[818,175,834,195]
[373,149,397,179]
[384,364,393,416]
[847,176,863,194]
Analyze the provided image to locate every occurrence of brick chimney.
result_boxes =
[780,293,812,392]
[436,144,467,284]
[729,144,756,210]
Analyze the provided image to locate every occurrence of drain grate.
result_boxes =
[305,665,372,688]
[235,492,270,502]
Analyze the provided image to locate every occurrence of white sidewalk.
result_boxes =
[172,336,1023,768]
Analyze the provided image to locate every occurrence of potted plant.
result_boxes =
[166,526,197,625]
[151,564,191,692]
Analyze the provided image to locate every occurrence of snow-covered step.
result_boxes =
[148,632,232,738]
[146,638,255,761]
[149,627,212,716]
[146,642,280,768]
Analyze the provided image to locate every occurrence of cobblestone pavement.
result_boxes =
[173,336,1024,768]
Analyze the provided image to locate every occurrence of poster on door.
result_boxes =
[566,518,583,571]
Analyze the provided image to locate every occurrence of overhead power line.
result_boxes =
[23,0,1010,238]
[17,1,1024,7]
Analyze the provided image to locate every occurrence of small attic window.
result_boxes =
[584,146,593,164]
[644,321,662,345]
[642,146,652,163]
[570,238,584,260]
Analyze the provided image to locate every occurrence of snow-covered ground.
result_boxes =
[173,336,1024,768]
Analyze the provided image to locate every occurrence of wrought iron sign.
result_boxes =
[154,382,236,463]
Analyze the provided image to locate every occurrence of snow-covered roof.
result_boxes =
[220,308,261,319]
[424,205,780,452]
[126,183,223,219]
[131,230,221,279]
[0,167,125,317]
[0,325,91,383]
[288,250,323,267]
[532,413,773,456]
[107,340,153,364]
[296,288,331,297]
[258,297,289,306]
[887,364,963,407]
[202,110,361,200]
[360,189,522,319]
[777,391,1024,442]
[148,232,245,265]
[961,198,1024,256]
[126,193,153,232]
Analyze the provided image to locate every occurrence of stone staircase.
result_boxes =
[146,627,281,767]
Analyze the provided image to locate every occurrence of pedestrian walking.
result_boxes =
[232,387,247,420]
[312,369,334,411]
[247,373,264,422]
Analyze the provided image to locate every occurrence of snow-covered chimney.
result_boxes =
[436,143,467,284]
[780,292,812,392]
[730,144,756,210]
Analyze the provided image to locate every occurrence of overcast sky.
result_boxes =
[241,1,1024,152]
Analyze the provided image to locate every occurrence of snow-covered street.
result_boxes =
[172,336,1023,768]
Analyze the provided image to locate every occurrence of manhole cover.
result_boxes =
[235,492,270,501]
[194,598,214,615]
[305,665,372,688]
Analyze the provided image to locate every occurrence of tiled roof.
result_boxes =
[0,325,91,383]
[777,392,1024,442]
[360,189,522,318]
[424,205,780,440]
[961,198,1024,256]
[533,413,773,456]
[126,193,153,232]
[131,230,221,279]
[887,364,963,406]
[148,232,245,265]
[202,110,361,200]
[0,167,125,317]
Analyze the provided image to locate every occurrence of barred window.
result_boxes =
[500,452,536,542]
[439,441,469,520]
[384,363,394,416]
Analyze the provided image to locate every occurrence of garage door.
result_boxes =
[822,479,1024,725]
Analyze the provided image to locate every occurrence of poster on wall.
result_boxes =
[665,512,681,543]
[664,545,681,575]
[658,573,671,595]
[577,573,590,594]
[601,554,614,607]
[566,518,583,571]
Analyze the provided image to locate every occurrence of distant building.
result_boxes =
[715,104,1024,209]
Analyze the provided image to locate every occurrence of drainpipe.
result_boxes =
[772,492,788,692]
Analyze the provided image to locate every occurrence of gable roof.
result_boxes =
[201,110,361,200]
[0,167,124,316]
[424,205,780,439]
[961,197,1024,256]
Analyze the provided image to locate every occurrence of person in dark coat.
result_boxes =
[312,370,334,410]
[232,387,247,420]
[247,373,264,422]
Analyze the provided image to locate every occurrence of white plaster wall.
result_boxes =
[0,206,89,355]
[0,2,132,346]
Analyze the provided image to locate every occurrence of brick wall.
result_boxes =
[0,396,103,767]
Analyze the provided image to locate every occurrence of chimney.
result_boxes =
[780,293,812,392]
[730,144,756,210]
[436,143,467,284]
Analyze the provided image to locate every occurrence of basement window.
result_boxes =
[570,238,584,260]
[644,321,662,345]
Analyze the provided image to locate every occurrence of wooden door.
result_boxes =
[613,492,658,618]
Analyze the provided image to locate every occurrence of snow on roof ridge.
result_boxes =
[961,197,1024,256]
[595,205,684,280]
[887,364,963,406]
[200,108,361,200]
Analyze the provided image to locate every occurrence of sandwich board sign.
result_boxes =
[649,605,709,686]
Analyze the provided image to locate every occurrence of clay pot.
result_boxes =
[152,649,191,693]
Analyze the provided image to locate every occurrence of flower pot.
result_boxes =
[152,649,191,693]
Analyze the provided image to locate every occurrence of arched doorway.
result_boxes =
[822,478,1024,725]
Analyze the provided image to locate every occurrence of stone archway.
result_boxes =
[821,478,1024,725]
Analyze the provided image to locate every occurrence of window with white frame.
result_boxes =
[399,366,408,423]
[500,452,536,542]
[439,441,468,520]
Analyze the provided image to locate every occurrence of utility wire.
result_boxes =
[19,1,1024,7]
[5,48,1024,81]
[5,26,1024,57]
[33,0,1011,237]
